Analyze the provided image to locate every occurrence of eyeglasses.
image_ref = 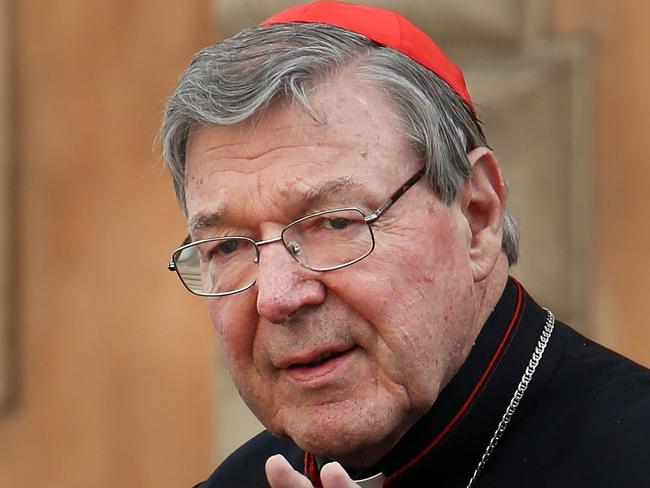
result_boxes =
[168,167,426,296]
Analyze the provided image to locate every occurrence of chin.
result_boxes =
[275,401,410,468]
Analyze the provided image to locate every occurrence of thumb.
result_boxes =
[319,462,360,487]
[265,454,314,488]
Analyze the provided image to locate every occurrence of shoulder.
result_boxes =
[193,431,304,488]
[536,323,650,479]
[556,322,650,406]
[564,327,650,453]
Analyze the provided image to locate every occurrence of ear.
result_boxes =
[459,147,506,282]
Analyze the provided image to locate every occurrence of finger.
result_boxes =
[265,454,314,488]
[319,462,359,488]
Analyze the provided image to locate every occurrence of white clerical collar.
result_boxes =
[353,472,386,488]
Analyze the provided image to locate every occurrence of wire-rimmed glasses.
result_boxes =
[168,167,425,296]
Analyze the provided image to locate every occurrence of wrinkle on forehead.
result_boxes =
[196,140,333,165]
[186,131,356,186]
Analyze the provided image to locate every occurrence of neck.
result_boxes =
[469,253,510,351]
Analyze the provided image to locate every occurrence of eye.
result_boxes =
[199,239,241,262]
[324,217,350,230]
[215,239,240,255]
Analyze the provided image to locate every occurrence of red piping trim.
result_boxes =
[304,451,323,488]
[385,280,524,485]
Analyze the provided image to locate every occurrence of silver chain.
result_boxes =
[465,308,556,488]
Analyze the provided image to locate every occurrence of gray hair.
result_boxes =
[161,23,519,265]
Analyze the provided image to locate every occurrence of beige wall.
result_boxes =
[0,1,218,487]
[551,0,650,366]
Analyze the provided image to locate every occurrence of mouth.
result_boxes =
[298,349,347,367]
[278,346,357,383]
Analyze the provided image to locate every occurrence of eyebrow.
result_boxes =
[305,177,371,205]
[189,210,225,235]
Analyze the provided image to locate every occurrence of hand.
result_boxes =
[265,454,360,488]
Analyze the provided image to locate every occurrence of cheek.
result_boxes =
[321,216,476,406]
[208,295,258,368]
[330,218,469,318]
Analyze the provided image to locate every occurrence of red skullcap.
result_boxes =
[261,0,475,114]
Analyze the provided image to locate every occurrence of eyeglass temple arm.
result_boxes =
[364,167,426,223]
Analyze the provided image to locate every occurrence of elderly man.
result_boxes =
[161,1,650,487]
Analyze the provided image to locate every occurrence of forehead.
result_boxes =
[183,78,417,226]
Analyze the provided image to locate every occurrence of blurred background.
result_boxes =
[0,0,648,486]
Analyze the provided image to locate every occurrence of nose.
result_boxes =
[255,239,326,324]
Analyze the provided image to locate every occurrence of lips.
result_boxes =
[276,345,356,383]
[276,345,351,369]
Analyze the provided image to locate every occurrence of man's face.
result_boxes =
[183,78,482,466]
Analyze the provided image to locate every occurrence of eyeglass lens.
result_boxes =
[282,209,373,271]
